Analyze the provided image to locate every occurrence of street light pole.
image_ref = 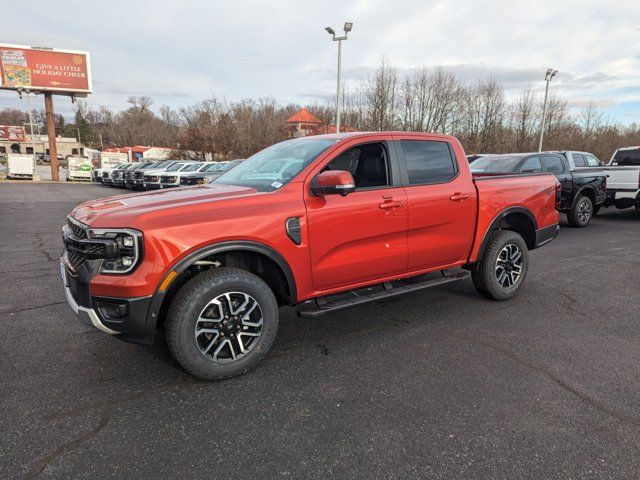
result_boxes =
[325,22,353,134]
[538,68,558,152]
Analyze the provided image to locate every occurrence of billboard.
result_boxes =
[0,125,26,142]
[0,44,91,95]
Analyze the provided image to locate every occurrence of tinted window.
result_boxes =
[585,154,600,167]
[401,140,456,184]
[520,157,542,172]
[572,153,586,167]
[543,156,566,174]
[613,148,640,166]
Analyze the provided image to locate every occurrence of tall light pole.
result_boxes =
[538,68,558,152]
[325,22,353,134]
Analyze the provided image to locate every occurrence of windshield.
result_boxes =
[203,163,224,172]
[471,155,525,172]
[613,148,640,166]
[166,163,187,172]
[183,162,204,172]
[152,160,173,168]
[214,138,337,192]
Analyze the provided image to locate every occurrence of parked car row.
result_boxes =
[93,159,244,190]
[469,147,640,227]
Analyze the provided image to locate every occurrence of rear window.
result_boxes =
[613,148,640,166]
[400,140,456,184]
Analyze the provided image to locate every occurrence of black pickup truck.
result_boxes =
[470,152,607,227]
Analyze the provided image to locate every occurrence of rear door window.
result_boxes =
[520,157,542,172]
[400,140,457,185]
[542,155,567,174]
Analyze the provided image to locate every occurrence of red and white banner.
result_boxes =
[0,125,26,142]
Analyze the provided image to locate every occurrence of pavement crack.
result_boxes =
[25,405,114,479]
[450,332,640,429]
[1,301,67,315]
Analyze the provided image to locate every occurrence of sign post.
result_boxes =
[0,44,92,181]
[44,92,59,180]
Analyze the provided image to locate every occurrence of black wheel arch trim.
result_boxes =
[473,206,539,265]
[172,240,297,300]
[143,241,298,340]
[572,185,598,208]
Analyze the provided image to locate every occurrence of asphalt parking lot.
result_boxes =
[1,183,639,479]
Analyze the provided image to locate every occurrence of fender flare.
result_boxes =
[144,241,298,335]
[571,184,596,209]
[474,206,538,263]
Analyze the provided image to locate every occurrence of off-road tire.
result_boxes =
[472,230,529,301]
[165,267,278,380]
[567,195,593,227]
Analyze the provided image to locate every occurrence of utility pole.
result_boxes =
[24,89,37,175]
[325,22,353,134]
[538,68,558,152]
[44,92,60,181]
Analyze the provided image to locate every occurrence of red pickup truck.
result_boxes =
[61,132,560,379]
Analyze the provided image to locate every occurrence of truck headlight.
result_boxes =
[87,228,143,274]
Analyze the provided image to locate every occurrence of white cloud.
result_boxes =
[0,0,638,122]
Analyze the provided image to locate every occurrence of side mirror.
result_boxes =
[311,170,355,197]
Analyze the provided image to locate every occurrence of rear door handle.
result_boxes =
[450,193,470,202]
[379,201,403,209]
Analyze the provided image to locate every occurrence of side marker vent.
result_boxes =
[285,217,302,245]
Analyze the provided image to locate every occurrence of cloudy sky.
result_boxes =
[1,0,638,123]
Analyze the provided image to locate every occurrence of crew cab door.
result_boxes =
[304,137,408,292]
[541,154,572,209]
[393,135,477,270]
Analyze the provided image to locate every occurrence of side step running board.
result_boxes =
[297,271,469,318]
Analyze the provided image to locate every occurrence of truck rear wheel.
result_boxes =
[567,195,593,227]
[472,230,529,301]
[165,267,278,380]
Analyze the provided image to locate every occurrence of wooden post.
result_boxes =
[44,92,60,181]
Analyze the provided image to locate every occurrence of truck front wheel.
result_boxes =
[165,267,279,380]
[472,230,529,301]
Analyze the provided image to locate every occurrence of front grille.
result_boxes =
[161,176,177,184]
[67,218,88,239]
[145,176,159,182]
[67,250,86,271]
[102,171,109,178]
[134,172,143,179]
[112,172,122,180]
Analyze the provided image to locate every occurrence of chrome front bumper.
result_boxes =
[60,259,120,335]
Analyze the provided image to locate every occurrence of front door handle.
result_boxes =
[379,201,403,210]
[450,193,470,202]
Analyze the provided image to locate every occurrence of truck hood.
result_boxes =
[72,183,260,227]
